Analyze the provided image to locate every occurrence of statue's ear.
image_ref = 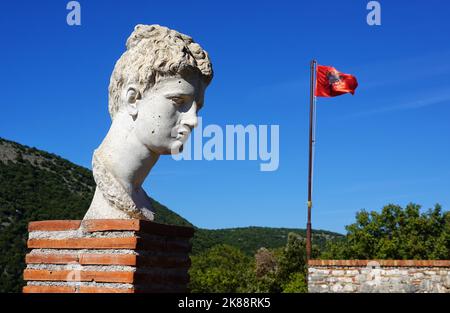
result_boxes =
[123,85,141,118]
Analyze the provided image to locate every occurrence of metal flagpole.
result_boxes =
[306,59,317,261]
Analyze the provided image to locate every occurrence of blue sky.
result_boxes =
[1,1,449,233]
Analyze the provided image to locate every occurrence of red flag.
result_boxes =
[315,65,358,97]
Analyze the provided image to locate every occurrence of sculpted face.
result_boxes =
[85,25,213,221]
[129,71,205,155]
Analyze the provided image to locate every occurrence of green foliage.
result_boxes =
[0,159,93,292]
[189,244,254,293]
[276,233,307,285]
[249,247,281,293]
[247,233,314,293]
[192,227,341,256]
[322,203,450,260]
[282,272,308,293]
[189,234,312,293]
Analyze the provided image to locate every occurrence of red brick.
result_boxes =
[24,269,74,281]
[23,285,136,293]
[24,269,134,283]
[82,219,140,232]
[27,237,138,249]
[79,254,137,266]
[28,220,81,232]
[25,253,137,266]
[79,286,135,293]
[23,285,77,293]
[26,254,79,264]
[82,219,195,238]
[27,219,194,238]
[137,239,191,253]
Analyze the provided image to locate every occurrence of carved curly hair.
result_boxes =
[108,24,213,119]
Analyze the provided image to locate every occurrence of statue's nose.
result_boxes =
[183,115,198,130]
[180,102,198,129]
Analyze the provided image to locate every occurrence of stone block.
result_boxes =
[331,284,343,292]
[342,284,355,292]
[444,275,450,288]
[331,270,345,276]
[345,270,359,276]
[308,260,450,293]
[413,272,424,279]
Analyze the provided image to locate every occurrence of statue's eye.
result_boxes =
[171,97,185,106]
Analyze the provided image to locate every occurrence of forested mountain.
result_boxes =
[193,227,339,256]
[0,137,342,292]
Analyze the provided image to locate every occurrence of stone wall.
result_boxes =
[23,219,194,293]
[308,260,450,293]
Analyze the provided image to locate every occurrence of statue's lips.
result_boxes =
[173,126,191,143]
[176,133,190,142]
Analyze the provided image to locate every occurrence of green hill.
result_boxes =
[193,227,339,256]
[0,137,342,292]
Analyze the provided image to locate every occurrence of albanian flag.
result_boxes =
[315,65,358,97]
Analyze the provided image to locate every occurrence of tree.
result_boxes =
[189,244,253,293]
[276,233,307,284]
[322,203,450,260]
[249,233,317,293]
[255,247,277,278]
[282,272,308,293]
[249,247,280,293]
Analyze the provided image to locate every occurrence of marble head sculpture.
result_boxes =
[84,24,213,220]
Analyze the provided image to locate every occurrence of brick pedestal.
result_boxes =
[22,219,194,293]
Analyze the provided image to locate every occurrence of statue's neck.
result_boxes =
[96,113,160,193]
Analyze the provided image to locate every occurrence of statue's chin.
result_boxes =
[147,140,184,155]
[169,140,184,155]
